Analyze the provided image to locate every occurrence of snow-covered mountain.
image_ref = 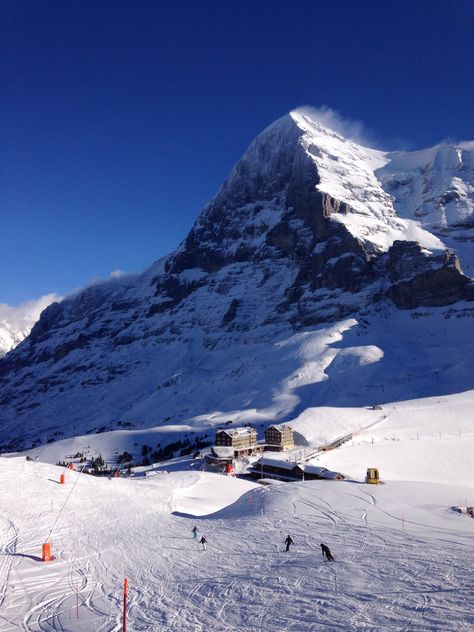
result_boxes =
[0,111,473,451]
[0,294,59,358]
[378,141,474,276]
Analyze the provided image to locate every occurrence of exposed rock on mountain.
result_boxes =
[385,242,472,308]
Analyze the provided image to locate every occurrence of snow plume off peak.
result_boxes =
[293,105,377,148]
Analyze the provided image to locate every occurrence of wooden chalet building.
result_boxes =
[214,426,261,458]
[265,424,294,451]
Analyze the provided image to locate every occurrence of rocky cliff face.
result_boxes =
[0,111,473,450]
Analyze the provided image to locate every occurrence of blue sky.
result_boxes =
[1,0,473,305]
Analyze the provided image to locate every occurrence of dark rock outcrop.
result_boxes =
[385,241,473,308]
[222,299,240,325]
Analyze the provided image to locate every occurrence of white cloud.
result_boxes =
[0,293,60,329]
[66,270,132,296]
[0,293,61,356]
[110,269,126,279]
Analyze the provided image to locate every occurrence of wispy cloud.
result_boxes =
[110,269,126,279]
[294,105,425,151]
[295,105,378,147]
[65,269,135,298]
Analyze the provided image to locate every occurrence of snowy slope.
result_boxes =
[0,455,473,631]
[5,305,471,476]
[291,390,474,487]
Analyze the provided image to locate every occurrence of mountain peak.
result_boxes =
[167,110,443,282]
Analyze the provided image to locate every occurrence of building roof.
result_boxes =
[297,464,325,475]
[211,446,234,458]
[256,457,297,470]
[320,470,344,480]
[266,424,293,433]
[217,426,256,438]
[297,463,344,479]
[254,458,344,479]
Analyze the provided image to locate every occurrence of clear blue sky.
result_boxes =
[1,0,473,304]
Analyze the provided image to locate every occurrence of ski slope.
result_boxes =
[293,390,474,487]
[0,455,473,631]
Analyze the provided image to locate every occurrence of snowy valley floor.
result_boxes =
[0,459,473,631]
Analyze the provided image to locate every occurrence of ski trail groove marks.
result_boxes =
[0,516,18,616]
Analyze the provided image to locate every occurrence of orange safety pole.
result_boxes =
[42,543,51,561]
[123,578,128,632]
[60,474,65,484]
[69,463,74,470]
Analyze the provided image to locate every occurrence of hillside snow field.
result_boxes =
[0,440,473,631]
[8,305,474,470]
[289,389,474,487]
[313,391,474,487]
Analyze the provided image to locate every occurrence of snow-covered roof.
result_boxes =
[211,446,234,458]
[299,464,326,475]
[297,463,344,479]
[218,426,256,437]
[266,424,293,433]
[256,457,297,470]
[254,458,343,479]
[320,470,344,480]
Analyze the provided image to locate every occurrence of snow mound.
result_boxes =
[172,473,258,517]
[325,345,384,375]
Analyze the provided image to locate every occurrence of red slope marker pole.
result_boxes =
[123,577,128,632]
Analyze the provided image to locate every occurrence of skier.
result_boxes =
[192,526,199,539]
[321,543,335,561]
[284,534,294,552]
[200,536,207,551]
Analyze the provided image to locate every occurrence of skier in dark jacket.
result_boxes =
[285,534,294,552]
[200,536,207,551]
[192,526,198,539]
[321,543,335,561]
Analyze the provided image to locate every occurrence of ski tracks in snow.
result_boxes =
[1,464,474,631]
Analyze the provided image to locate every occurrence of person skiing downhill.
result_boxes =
[284,534,294,552]
[200,536,207,551]
[321,543,335,561]
[192,526,198,539]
